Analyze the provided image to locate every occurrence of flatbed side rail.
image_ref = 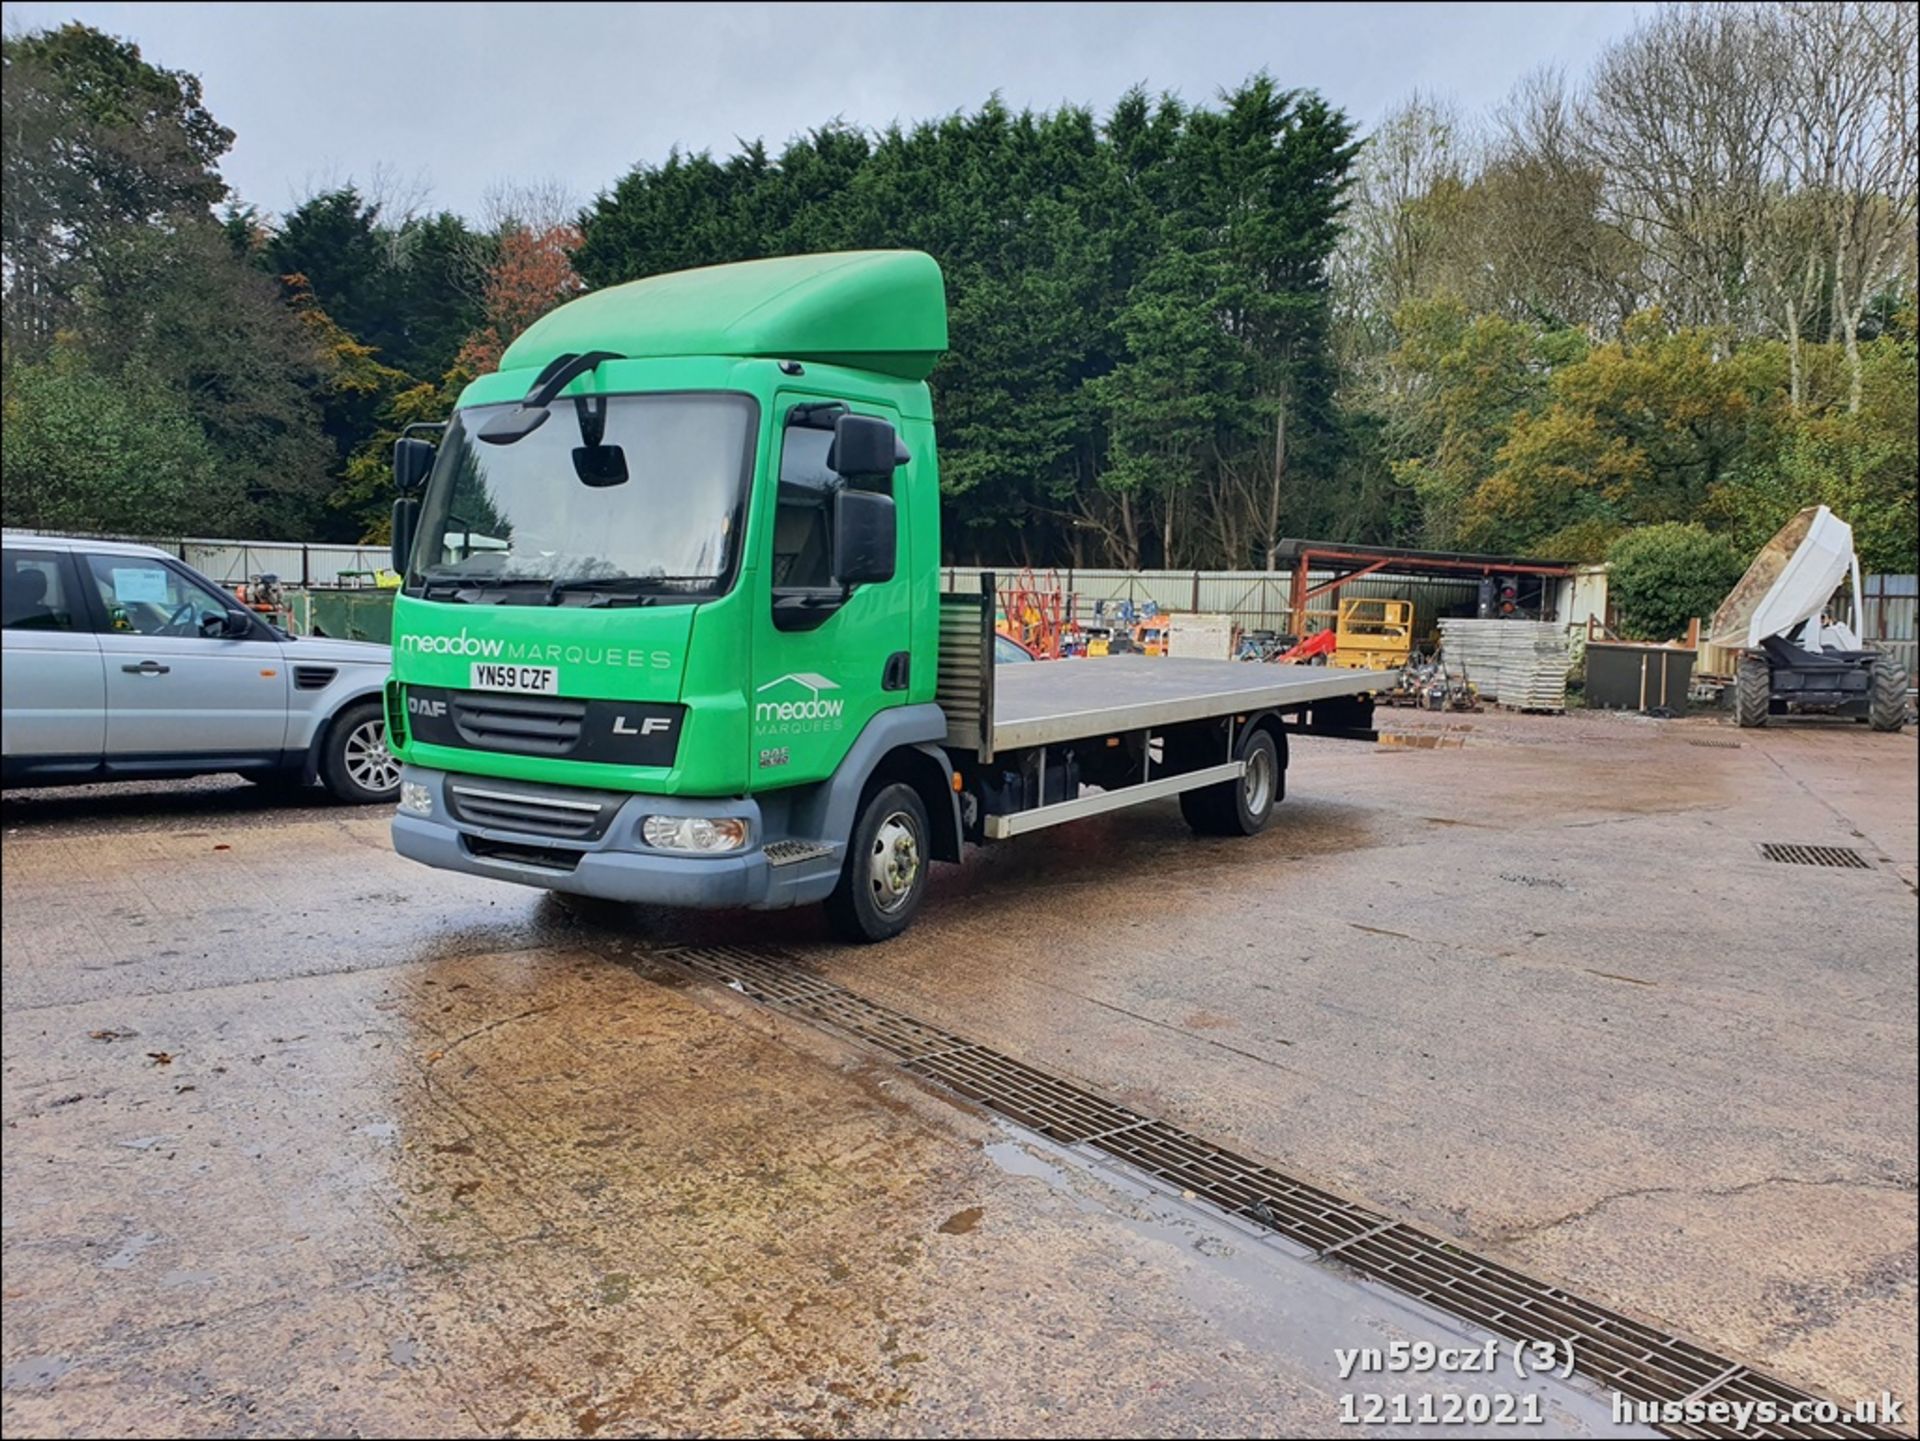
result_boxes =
[936,569,995,762]
[981,760,1245,839]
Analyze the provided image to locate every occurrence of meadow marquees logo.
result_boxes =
[754,672,845,733]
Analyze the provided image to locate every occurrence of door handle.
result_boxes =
[122,661,171,675]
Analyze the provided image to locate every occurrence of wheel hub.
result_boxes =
[868,813,921,913]
[1243,745,1273,814]
[344,719,400,794]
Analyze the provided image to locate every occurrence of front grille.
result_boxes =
[463,836,582,872]
[447,781,615,840]
[293,664,337,691]
[450,692,585,755]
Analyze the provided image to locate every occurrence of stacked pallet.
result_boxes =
[1437,618,1569,712]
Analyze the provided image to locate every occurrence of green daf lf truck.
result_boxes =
[385,251,1389,941]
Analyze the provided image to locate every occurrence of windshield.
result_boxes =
[407,392,756,605]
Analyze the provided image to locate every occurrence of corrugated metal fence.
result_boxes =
[1838,573,1917,679]
[10,528,1912,675]
[2,529,388,587]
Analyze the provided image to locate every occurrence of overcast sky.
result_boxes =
[5,1,1652,221]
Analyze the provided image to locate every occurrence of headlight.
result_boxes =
[641,815,748,853]
[398,780,433,816]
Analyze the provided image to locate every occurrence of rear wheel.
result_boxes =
[1734,655,1771,729]
[825,783,930,944]
[1869,655,1910,732]
[1180,726,1280,837]
[320,700,401,804]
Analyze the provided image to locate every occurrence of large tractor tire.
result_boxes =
[1733,655,1772,729]
[1868,654,1911,732]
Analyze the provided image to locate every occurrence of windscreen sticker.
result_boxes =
[110,567,171,605]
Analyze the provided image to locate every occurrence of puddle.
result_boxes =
[1379,733,1468,749]
[101,1232,162,1271]
[2,1355,77,1389]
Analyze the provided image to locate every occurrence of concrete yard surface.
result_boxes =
[2,704,1914,1436]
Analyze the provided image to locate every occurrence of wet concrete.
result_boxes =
[3,707,1914,1433]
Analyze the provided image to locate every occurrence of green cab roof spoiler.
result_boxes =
[499,250,949,381]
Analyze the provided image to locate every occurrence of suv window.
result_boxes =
[2,550,78,632]
[84,554,232,637]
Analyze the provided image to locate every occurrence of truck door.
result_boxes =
[749,394,914,787]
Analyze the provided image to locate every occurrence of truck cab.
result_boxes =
[388,252,959,938]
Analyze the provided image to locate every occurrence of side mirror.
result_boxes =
[826,413,906,480]
[832,490,896,586]
[202,610,251,638]
[393,437,436,493]
[391,496,420,576]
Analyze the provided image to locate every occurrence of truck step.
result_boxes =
[764,839,835,867]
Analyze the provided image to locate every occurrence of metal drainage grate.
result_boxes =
[659,943,1909,1441]
[1687,737,1743,749]
[1761,843,1873,870]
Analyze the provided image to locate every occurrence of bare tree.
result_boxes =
[1578,4,1792,342]
[480,177,579,237]
[1779,1,1916,410]
[1478,68,1639,332]
[1331,92,1474,359]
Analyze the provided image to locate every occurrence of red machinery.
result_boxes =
[997,567,1070,659]
[1276,630,1336,665]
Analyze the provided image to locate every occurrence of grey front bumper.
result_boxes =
[390,765,828,910]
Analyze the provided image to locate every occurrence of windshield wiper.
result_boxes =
[421,576,554,601]
[547,576,718,607]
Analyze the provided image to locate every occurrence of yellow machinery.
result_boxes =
[1332,597,1412,670]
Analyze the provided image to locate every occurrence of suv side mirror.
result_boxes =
[832,490,896,586]
[826,413,906,479]
[202,609,251,639]
[393,437,436,493]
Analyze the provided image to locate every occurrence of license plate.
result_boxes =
[470,663,559,695]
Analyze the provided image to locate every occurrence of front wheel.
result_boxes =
[1869,655,1910,732]
[320,700,401,804]
[1733,655,1771,729]
[1180,726,1281,836]
[825,782,930,944]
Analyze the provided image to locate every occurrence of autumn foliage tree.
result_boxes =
[455,222,584,375]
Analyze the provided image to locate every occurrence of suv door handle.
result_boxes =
[122,661,171,675]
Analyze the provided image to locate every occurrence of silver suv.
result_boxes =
[2,534,399,803]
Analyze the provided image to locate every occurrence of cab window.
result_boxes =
[2,550,78,632]
[773,424,837,589]
[84,554,232,637]
[772,413,895,593]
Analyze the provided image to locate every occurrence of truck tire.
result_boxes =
[1180,727,1280,837]
[825,782,930,943]
[1869,655,1911,732]
[319,699,402,805]
[1734,655,1771,729]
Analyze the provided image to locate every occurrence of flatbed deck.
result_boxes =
[990,656,1393,750]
